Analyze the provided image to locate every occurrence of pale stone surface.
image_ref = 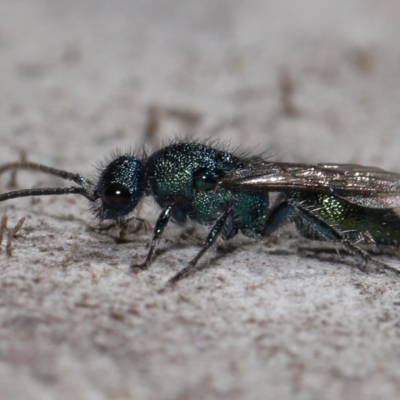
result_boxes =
[1,1,400,399]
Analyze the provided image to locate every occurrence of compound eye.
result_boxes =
[103,183,131,207]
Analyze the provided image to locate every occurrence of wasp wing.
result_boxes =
[220,161,400,209]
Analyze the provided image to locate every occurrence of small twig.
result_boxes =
[143,104,203,144]
[8,150,27,189]
[6,217,25,257]
[279,67,299,117]
[165,107,202,126]
[143,105,161,143]
[0,214,8,250]
[60,241,78,268]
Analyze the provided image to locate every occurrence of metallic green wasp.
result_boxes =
[1,142,400,284]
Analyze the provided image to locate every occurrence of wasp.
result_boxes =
[1,141,400,284]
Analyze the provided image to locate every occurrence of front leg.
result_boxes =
[130,204,174,271]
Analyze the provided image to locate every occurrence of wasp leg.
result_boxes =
[262,200,291,238]
[263,199,400,276]
[167,208,233,285]
[294,204,400,275]
[130,205,174,271]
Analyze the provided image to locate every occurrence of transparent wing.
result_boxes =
[220,161,400,209]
